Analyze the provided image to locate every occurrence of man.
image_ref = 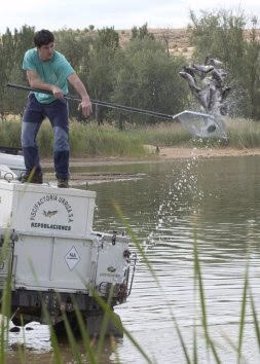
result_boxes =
[21,29,92,188]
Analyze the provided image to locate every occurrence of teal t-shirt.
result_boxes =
[22,48,75,103]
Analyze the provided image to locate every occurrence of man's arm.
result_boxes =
[26,70,64,99]
[68,73,92,118]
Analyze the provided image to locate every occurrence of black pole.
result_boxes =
[6,83,174,120]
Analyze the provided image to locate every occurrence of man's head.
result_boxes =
[34,29,55,61]
[34,29,54,47]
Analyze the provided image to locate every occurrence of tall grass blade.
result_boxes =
[110,335,122,364]
[38,297,63,364]
[192,306,198,364]
[28,260,64,364]
[114,203,193,362]
[237,261,249,362]
[0,232,13,363]
[72,297,97,364]
[250,290,260,351]
[193,231,221,363]
[91,289,153,364]
[113,202,160,287]
[173,316,192,364]
[16,315,27,364]
[96,285,115,361]
[61,309,82,364]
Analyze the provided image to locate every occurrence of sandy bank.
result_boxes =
[158,146,260,160]
[42,147,260,169]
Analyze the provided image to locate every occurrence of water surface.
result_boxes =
[8,155,260,363]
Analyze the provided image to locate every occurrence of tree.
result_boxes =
[86,27,121,124]
[240,17,260,119]
[131,23,155,40]
[54,29,92,71]
[0,25,35,114]
[189,9,260,119]
[112,37,187,127]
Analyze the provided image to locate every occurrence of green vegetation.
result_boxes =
[2,117,260,159]
[1,11,260,124]
[226,118,260,148]
[189,10,260,119]
[1,8,260,362]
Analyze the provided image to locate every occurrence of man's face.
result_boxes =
[38,42,55,61]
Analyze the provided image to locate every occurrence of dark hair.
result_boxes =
[34,29,54,47]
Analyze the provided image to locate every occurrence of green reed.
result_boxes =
[2,116,260,161]
[0,231,12,363]
[225,118,260,148]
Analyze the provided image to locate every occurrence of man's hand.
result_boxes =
[68,73,92,117]
[78,97,92,118]
[51,85,64,99]
[27,70,64,98]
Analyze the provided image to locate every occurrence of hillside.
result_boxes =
[117,28,194,58]
[116,28,260,59]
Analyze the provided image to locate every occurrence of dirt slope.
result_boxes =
[116,28,260,59]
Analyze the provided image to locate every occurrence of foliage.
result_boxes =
[0,9,260,126]
[112,37,187,127]
[54,29,92,72]
[189,9,260,120]
[0,24,189,126]
[0,25,35,113]
[131,23,155,40]
[4,116,260,161]
[86,28,121,124]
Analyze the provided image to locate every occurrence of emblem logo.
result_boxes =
[107,266,116,273]
[43,210,58,217]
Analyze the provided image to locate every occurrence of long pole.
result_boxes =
[6,83,174,120]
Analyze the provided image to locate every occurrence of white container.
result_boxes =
[0,180,96,238]
[11,232,129,293]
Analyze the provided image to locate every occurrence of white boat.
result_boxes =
[0,149,136,336]
[0,147,26,179]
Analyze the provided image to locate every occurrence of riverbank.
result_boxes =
[158,146,260,160]
[40,146,260,185]
[42,146,260,169]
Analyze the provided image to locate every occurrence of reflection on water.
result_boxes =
[7,155,260,363]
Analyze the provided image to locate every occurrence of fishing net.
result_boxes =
[172,110,227,139]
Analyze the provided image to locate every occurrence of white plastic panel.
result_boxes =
[13,235,95,292]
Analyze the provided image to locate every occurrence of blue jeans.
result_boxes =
[21,93,70,179]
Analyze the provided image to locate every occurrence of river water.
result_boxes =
[7,154,260,363]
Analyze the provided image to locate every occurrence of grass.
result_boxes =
[0,118,147,159]
[225,117,260,148]
[1,116,260,161]
[69,121,146,157]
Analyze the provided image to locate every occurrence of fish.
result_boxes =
[193,64,214,74]
[179,71,200,91]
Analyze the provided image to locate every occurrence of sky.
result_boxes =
[0,0,259,33]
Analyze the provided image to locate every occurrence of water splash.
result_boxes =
[145,154,204,250]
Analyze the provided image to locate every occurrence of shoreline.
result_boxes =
[158,146,260,160]
[42,146,260,169]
